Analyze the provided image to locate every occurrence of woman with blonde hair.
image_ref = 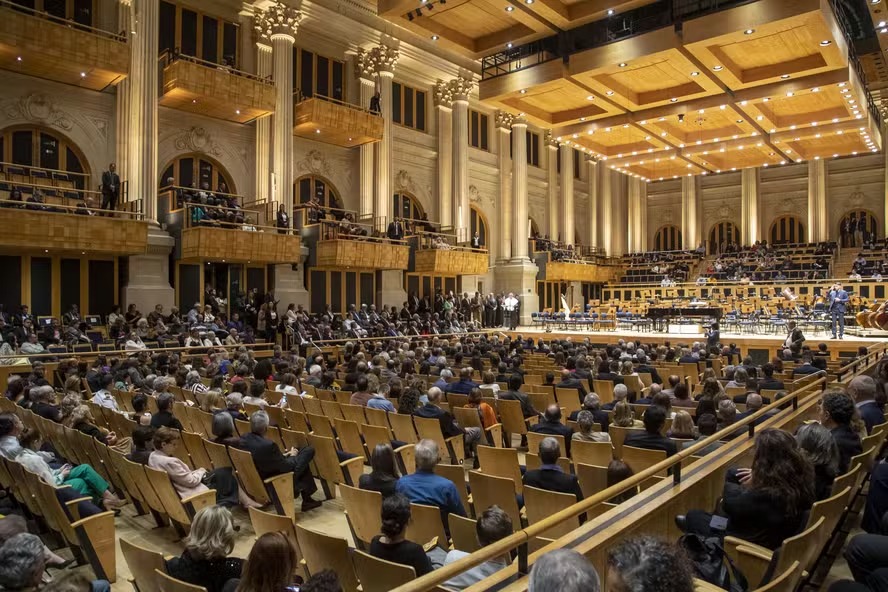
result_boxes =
[200,390,224,414]
[613,400,643,428]
[619,360,636,377]
[66,404,131,453]
[165,506,244,592]
[667,410,696,440]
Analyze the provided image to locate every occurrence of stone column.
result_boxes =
[606,171,628,257]
[681,175,701,249]
[741,167,760,245]
[544,132,559,241]
[238,9,256,73]
[434,80,453,229]
[126,0,158,220]
[372,44,399,230]
[114,0,131,186]
[256,1,303,213]
[495,111,513,262]
[450,75,473,238]
[600,167,613,256]
[254,42,273,203]
[586,156,599,250]
[808,159,828,243]
[627,177,647,252]
[356,50,376,219]
[560,144,575,245]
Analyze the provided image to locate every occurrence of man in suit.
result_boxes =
[635,353,662,385]
[828,282,850,339]
[522,437,583,502]
[849,375,884,435]
[624,405,678,457]
[792,353,820,377]
[415,387,482,451]
[757,363,785,393]
[445,367,478,395]
[602,384,629,411]
[386,217,404,242]
[100,162,120,215]
[237,410,320,510]
[471,232,483,249]
[820,391,863,474]
[678,348,697,364]
[661,375,680,398]
[499,375,539,419]
[596,360,624,385]
[530,405,574,457]
[568,394,610,433]
[555,369,587,403]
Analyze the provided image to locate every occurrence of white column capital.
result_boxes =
[511,116,527,129]
[448,75,474,102]
[544,130,559,149]
[370,44,399,75]
[254,1,303,44]
[495,110,513,130]
[434,79,453,108]
[354,48,376,82]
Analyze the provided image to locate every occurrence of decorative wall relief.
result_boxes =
[3,93,74,130]
[298,149,334,178]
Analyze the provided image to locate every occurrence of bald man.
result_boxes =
[529,404,574,457]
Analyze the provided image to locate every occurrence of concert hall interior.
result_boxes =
[5,0,888,590]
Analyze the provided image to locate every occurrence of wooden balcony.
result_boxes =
[0,0,128,90]
[0,208,147,255]
[159,53,275,124]
[294,97,384,147]
[415,249,489,276]
[181,227,300,264]
[546,261,617,283]
[317,239,409,270]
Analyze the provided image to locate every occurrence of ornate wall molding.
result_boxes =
[173,127,223,157]
[370,44,399,74]
[433,79,452,108]
[495,110,513,130]
[448,75,474,102]
[297,149,334,178]
[354,48,376,81]
[3,93,74,130]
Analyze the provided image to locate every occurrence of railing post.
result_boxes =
[517,541,529,576]
[747,421,755,438]
[672,461,681,485]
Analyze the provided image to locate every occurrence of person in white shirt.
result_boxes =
[91,374,118,410]
[124,333,147,351]
[443,506,513,590]
[504,293,519,330]
[20,334,46,355]
[184,328,205,347]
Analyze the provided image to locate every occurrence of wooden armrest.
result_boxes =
[735,544,773,562]
[733,544,774,588]
[64,496,93,521]
[181,489,218,515]
[263,472,295,517]
[485,423,503,447]
[339,455,365,486]
[526,416,539,427]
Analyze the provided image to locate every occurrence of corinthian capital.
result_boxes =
[433,80,453,108]
[495,110,514,129]
[354,48,376,81]
[544,130,560,148]
[254,1,304,44]
[370,45,399,75]
[448,75,474,102]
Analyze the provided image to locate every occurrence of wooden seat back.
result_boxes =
[476,445,523,494]
[571,440,614,466]
[352,549,416,592]
[576,462,610,499]
[468,470,521,532]
[496,399,532,436]
[389,413,419,444]
[526,432,566,458]
[434,463,471,515]
[295,524,360,592]
[156,569,208,592]
[448,513,481,553]
[339,484,383,548]
[120,538,166,592]
[592,381,615,403]
[405,502,449,549]
[523,485,580,539]
[333,418,367,459]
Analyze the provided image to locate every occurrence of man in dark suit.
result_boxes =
[820,391,863,474]
[635,353,662,385]
[445,367,478,395]
[555,369,587,403]
[499,375,539,419]
[757,363,784,393]
[792,353,820,378]
[568,394,610,434]
[530,405,574,457]
[624,405,678,457]
[100,162,120,215]
[415,387,482,450]
[849,375,884,435]
[386,218,404,242]
[596,360,624,385]
[828,282,850,339]
[678,348,697,364]
[522,437,583,502]
[237,409,320,510]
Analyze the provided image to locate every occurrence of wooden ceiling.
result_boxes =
[479,0,884,180]
[376,0,656,58]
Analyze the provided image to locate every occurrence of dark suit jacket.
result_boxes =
[792,364,819,377]
[499,390,537,418]
[624,431,678,456]
[237,432,294,480]
[150,410,183,431]
[101,171,120,196]
[530,419,574,457]
[596,372,624,385]
[832,424,863,474]
[757,378,785,392]
[678,356,698,365]
[858,401,884,435]
[414,404,463,438]
[721,475,808,550]
[445,379,477,395]
[523,467,583,501]
[635,365,662,385]
[567,409,610,433]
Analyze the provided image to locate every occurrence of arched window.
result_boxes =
[653,225,682,251]
[392,191,425,221]
[838,209,878,246]
[160,154,235,193]
[295,174,341,209]
[470,206,488,247]
[769,215,805,245]
[708,221,741,255]
[0,126,90,189]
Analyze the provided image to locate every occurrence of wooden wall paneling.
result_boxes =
[180,227,301,264]
[293,98,384,147]
[0,211,148,256]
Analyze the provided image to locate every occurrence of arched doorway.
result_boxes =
[392,191,425,221]
[295,174,341,210]
[470,206,489,248]
[838,209,878,247]
[0,125,90,189]
[708,221,740,255]
[653,225,682,251]
[769,215,805,245]
[160,154,235,193]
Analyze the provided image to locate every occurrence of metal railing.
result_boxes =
[293,88,374,115]
[829,0,883,127]
[183,203,281,232]
[0,0,126,41]
[0,160,91,191]
[0,187,143,220]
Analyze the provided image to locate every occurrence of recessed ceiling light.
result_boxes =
[838,82,846,87]
[524,0,533,4]
[506,42,513,48]
[670,97,678,102]
[812,87,820,92]
[348,137,353,141]
[872,0,881,5]
[607,8,614,15]
[820,40,832,46]
[315,129,320,134]
[192,99,197,103]
[762,97,770,102]
[744,28,755,35]
[586,95,594,100]
[431,35,438,40]
[786,91,794,97]
[519,89,526,94]
[736,119,743,123]
[505,5,514,10]
[690,71,699,77]
[780,74,790,79]
[618,62,628,67]
[236,109,241,114]
[16,56,21,62]
[756,115,764,121]
[713,65,724,71]
[80,71,86,77]
[580,117,586,121]
[606,90,614,96]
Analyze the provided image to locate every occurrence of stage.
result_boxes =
[503,325,883,362]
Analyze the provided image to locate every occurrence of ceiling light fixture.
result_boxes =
[80,71,86,77]
[690,71,699,76]
[586,95,594,100]
[670,97,678,102]
[315,129,320,134]
[780,74,790,79]
[713,65,724,71]
[431,35,438,40]
[618,62,628,67]
[607,8,614,15]
[744,28,755,34]
[506,42,513,48]
[820,40,832,46]
[606,90,614,96]
[519,89,526,94]
[505,5,514,10]
[16,56,21,62]
[236,109,241,114]
[812,87,820,92]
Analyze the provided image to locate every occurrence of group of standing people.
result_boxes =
[841,212,874,249]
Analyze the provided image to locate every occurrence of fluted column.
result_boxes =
[372,44,399,229]
[238,9,256,73]
[808,159,827,242]
[127,0,158,220]
[256,1,303,213]
[741,167,760,245]
[586,156,599,250]
[356,50,376,219]
[561,144,575,245]
[254,43,272,202]
[450,75,473,237]
[434,81,453,229]
[612,172,629,256]
[511,116,529,260]
[627,177,647,252]
[600,168,613,256]
[114,0,131,186]
[681,175,700,248]
[544,132,559,241]
[496,111,513,261]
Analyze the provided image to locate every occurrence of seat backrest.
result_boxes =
[227,446,271,505]
[120,538,165,592]
[453,406,483,430]
[553,389,581,416]
[571,440,614,466]
[476,445,522,494]
[621,445,667,477]
[363,407,390,427]
[575,462,610,499]
[523,485,580,538]
[248,506,300,555]
[592,381,615,403]
[448,513,481,553]
[388,413,419,444]
[609,425,645,459]
[340,404,367,425]
[774,516,824,575]
[333,418,367,459]
[405,502,449,549]
[143,465,193,526]
[352,549,416,592]
[434,463,470,512]
[362,423,395,452]
[307,413,336,438]
[339,484,383,547]
[179,432,213,471]
[156,569,208,592]
[496,399,530,435]
[832,462,863,496]
[295,524,360,592]
[413,416,450,460]
[468,470,521,532]
[754,561,801,592]
[526,432,566,458]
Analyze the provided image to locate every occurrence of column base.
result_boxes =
[495,259,540,325]
[273,247,309,309]
[377,270,407,310]
[122,224,175,312]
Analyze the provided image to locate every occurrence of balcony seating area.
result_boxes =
[616,249,704,284]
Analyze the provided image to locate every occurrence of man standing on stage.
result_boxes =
[504,292,519,330]
[828,282,849,340]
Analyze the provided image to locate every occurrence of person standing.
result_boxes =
[849,215,859,248]
[829,282,850,340]
[100,162,120,215]
[386,218,404,242]
[504,292,519,330]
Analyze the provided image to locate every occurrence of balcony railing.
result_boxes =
[293,90,384,147]
[180,204,301,264]
[317,220,409,270]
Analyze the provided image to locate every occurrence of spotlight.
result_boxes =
[415,8,422,17]
[407,11,413,20]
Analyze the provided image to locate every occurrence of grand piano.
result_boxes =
[647,305,722,332]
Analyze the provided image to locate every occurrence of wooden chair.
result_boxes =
[308,433,365,499]
[610,425,645,459]
[526,432,566,458]
[435,463,472,517]
[339,484,383,550]
[321,400,345,420]
[340,403,368,425]
[453,406,503,448]
[832,463,863,496]
[621,445,667,483]
[120,538,166,592]
[145,463,217,531]
[179,431,213,472]
[724,517,825,588]
[449,513,481,553]
[364,407,390,427]
[333,418,368,460]
[295,524,360,592]
[307,413,336,439]
[576,462,610,499]
[497,399,537,442]
[754,561,802,592]
[227,446,295,516]
[389,413,419,444]
[592,380,615,404]
[571,440,614,466]
[468,470,522,531]
[553,388,582,417]
[156,569,208,592]
[476,445,523,494]
[405,502,449,549]
[414,415,465,465]
[352,550,416,592]
[523,485,581,538]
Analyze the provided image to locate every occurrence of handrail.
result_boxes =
[3,180,103,198]
[392,342,887,592]
[0,195,144,220]
[605,276,876,290]
[183,203,282,233]
[158,49,270,84]
[0,0,127,41]
[319,219,408,245]
[0,161,91,185]
[160,184,246,201]
[293,89,374,115]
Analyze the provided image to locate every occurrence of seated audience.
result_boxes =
[166,506,243,592]
[442,506,514,590]
[396,439,466,529]
[624,406,677,456]
[359,443,400,498]
[820,390,864,473]
[529,404,574,457]
[527,549,600,592]
[606,536,695,592]
[523,437,582,501]
[796,422,840,501]
[369,493,434,576]
[572,410,610,443]
[226,531,299,592]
